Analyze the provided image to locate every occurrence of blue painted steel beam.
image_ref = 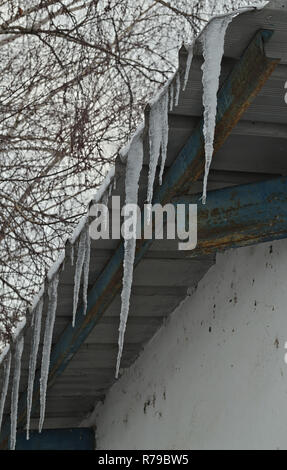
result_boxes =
[173,176,287,254]
[15,428,95,450]
[0,29,279,448]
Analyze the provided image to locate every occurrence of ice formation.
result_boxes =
[158,92,169,185]
[175,73,181,107]
[26,296,44,440]
[201,15,233,204]
[82,223,91,317]
[183,41,194,91]
[31,286,44,312]
[70,243,74,266]
[0,352,11,432]
[169,83,174,111]
[70,215,88,244]
[0,5,268,444]
[72,229,86,327]
[47,251,65,281]
[102,191,109,230]
[39,273,59,433]
[10,336,24,450]
[116,132,144,378]
[120,122,145,163]
[0,345,9,368]
[147,90,169,211]
[108,182,113,197]
[72,222,91,325]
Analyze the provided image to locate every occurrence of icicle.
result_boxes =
[72,230,86,327]
[82,223,91,316]
[0,352,11,432]
[102,191,109,231]
[175,73,181,107]
[26,297,43,440]
[147,90,169,213]
[10,336,24,450]
[169,83,174,112]
[183,42,194,91]
[39,273,59,433]
[116,132,143,378]
[147,98,162,208]
[201,16,233,204]
[108,181,113,197]
[70,244,74,266]
[159,92,169,185]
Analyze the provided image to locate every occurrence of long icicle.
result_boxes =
[175,73,181,107]
[70,244,74,266]
[201,15,233,204]
[159,91,169,185]
[147,90,169,214]
[26,297,44,440]
[183,41,194,91]
[10,337,24,450]
[72,229,86,327]
[147,97,163,209]
[116,132,144,378]
[169,83,174,111]
[39,273,59,433]
[0,352,11,433]
[82,222,91,316]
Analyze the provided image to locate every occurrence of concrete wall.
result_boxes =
[82,239,287,450]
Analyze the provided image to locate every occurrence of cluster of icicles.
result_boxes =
[0,220,91,449]
[116,15,232,377]
[0,15,231,448]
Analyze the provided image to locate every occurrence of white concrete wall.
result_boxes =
[82,239,287,450]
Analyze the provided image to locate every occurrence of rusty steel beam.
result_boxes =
[173,176,287,255]
[0,29,279,448]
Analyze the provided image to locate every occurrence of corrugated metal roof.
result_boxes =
[1,0,287,435]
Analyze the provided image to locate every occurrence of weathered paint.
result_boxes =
[15,427,94,450]
[0,29,279,448]
[174,176,287,255]
[82,239,287,450]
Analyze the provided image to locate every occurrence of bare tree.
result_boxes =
[0,0,254,345]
